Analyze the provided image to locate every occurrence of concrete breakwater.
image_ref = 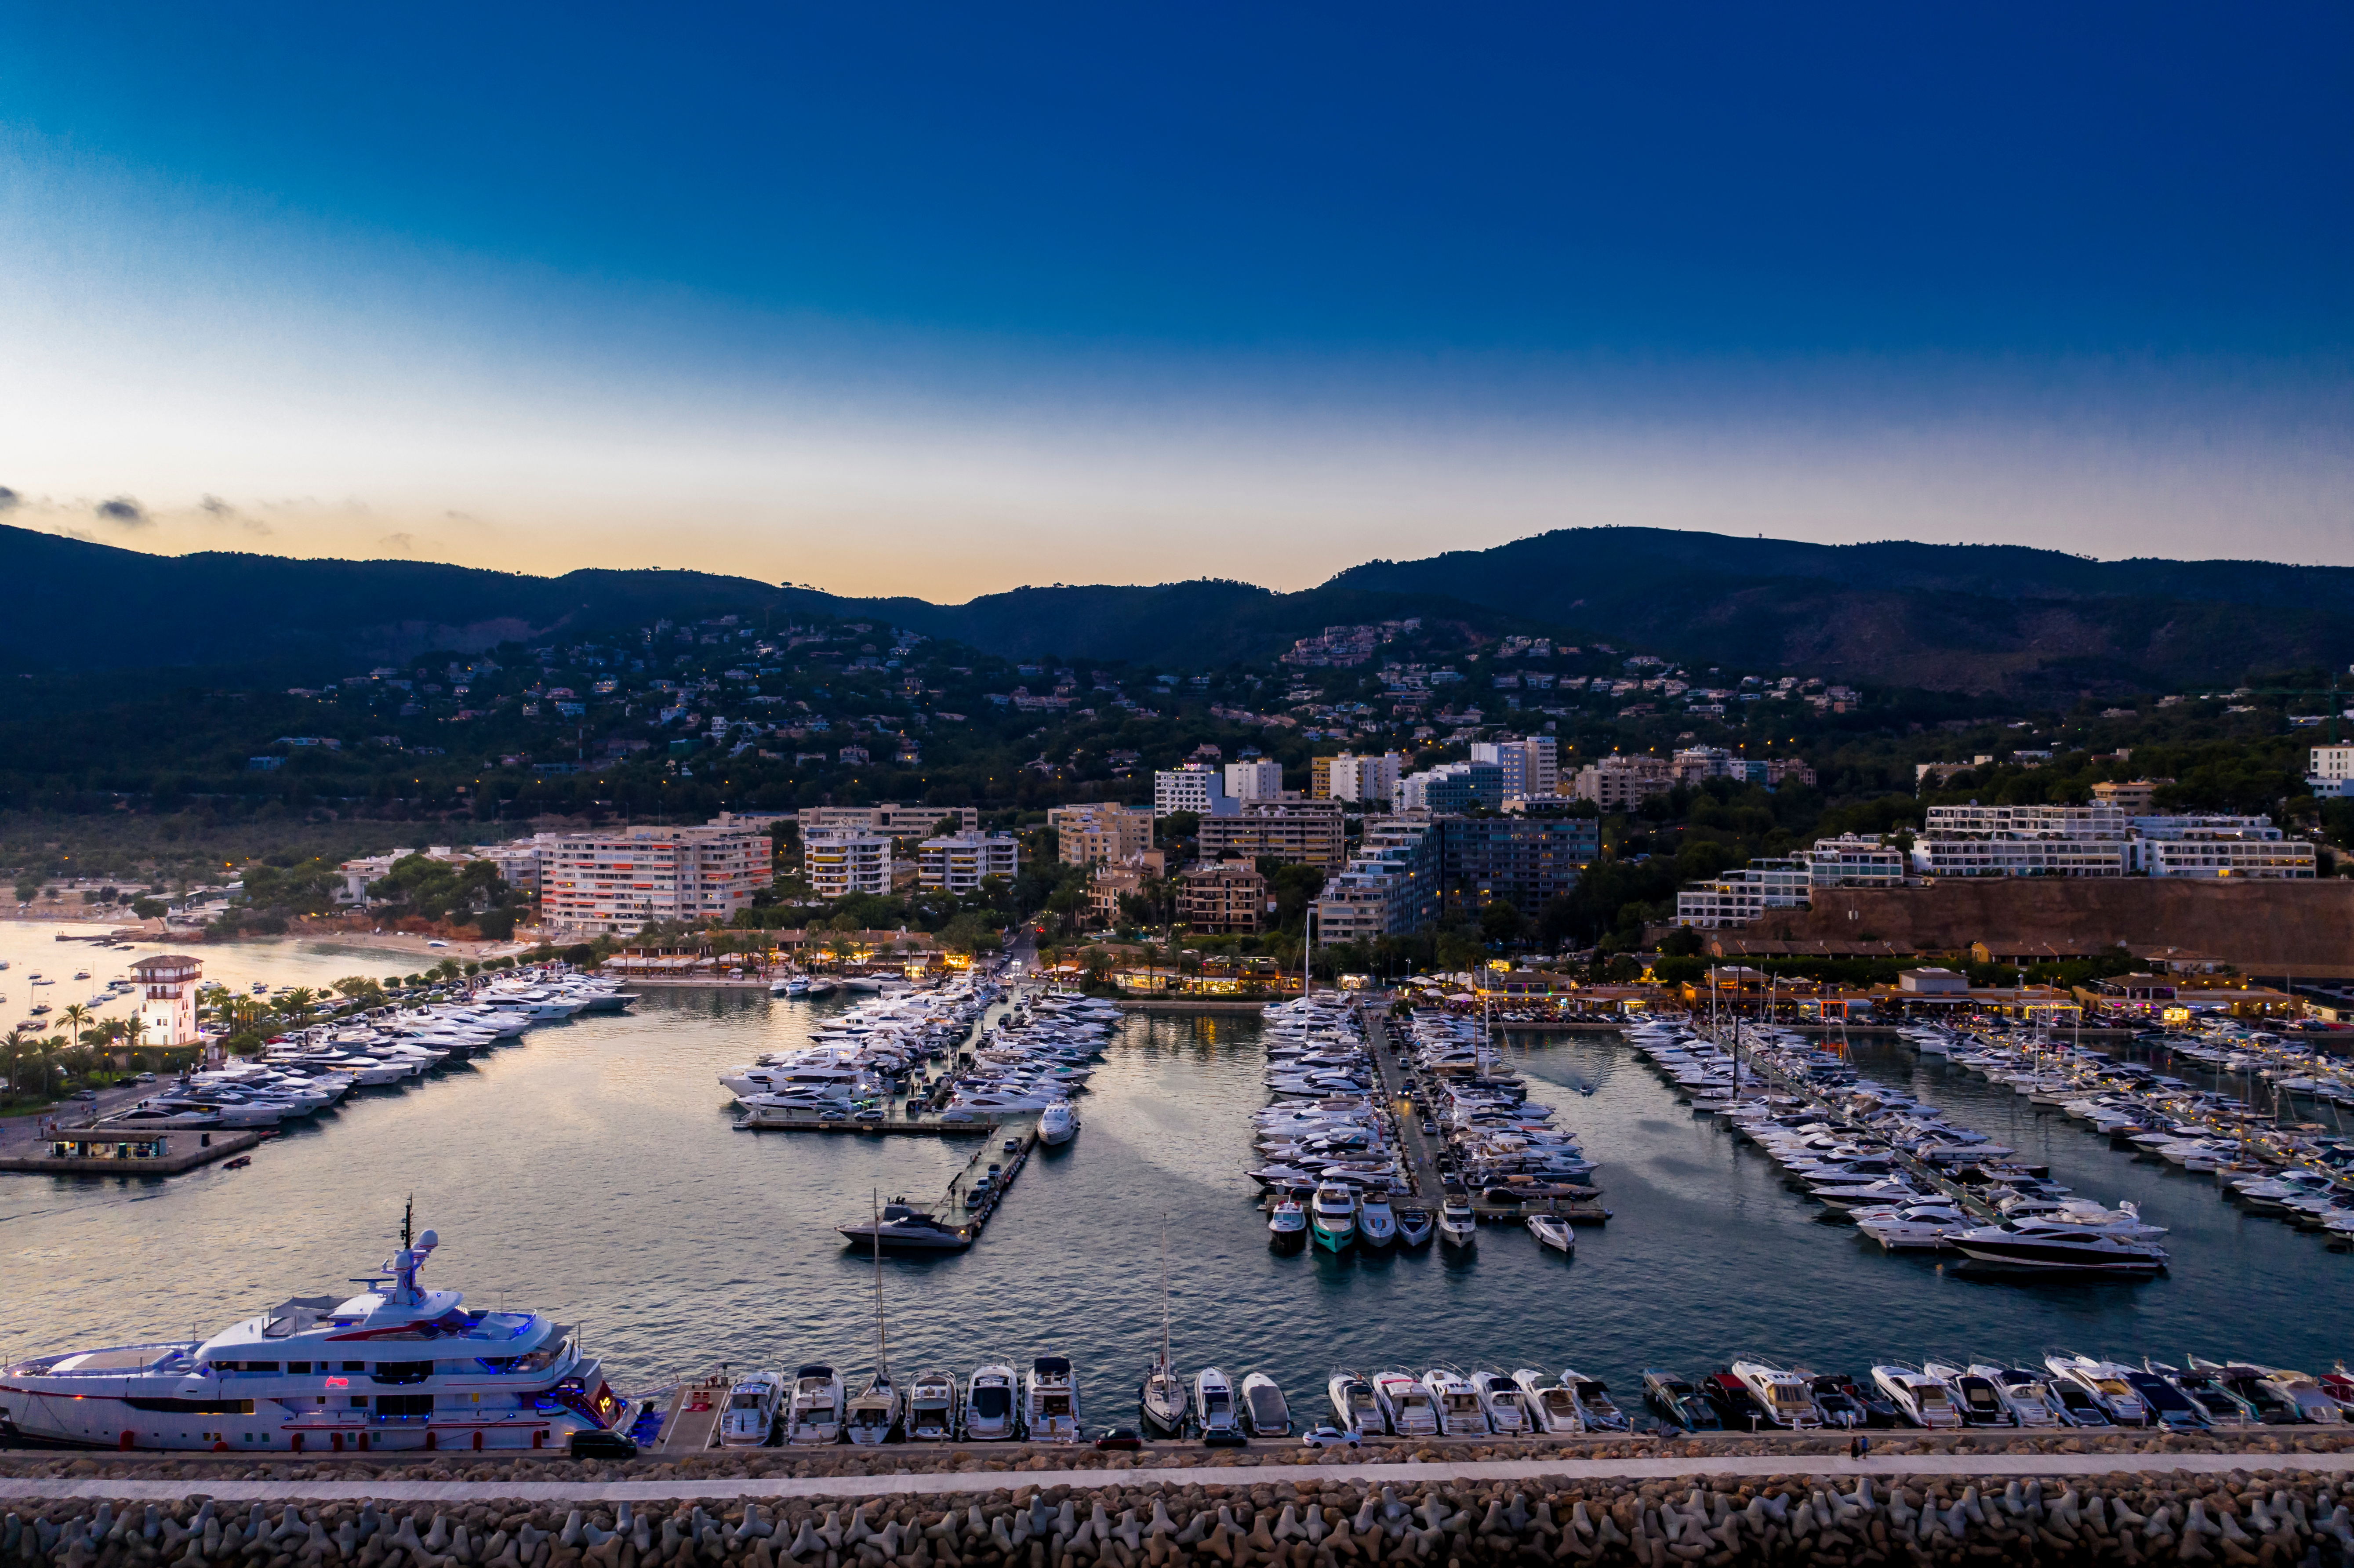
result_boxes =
[5,1463,2354,1568]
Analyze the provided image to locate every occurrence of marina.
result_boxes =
[1,974,2350,1449]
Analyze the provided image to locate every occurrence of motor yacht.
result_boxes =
[2247,1365,2345,1424]
[0,1211,628,1452]
[1240,1372,1289,1437]
[1641,1371,1723,1432]
[1972,1365,2062,1427]
[1467,1370,1529,1435]
[906,1370,959,1441]
[1561,1369,1628,1431]
[720,1370,782,1447]
[2186,1358,2301,1424]
[1267,1198,1308,1250]
[1372,1371,1438,1436]
[1871,1363,1963,1428]
[1437,1196,1477,1249]
[1037,1102,1079,1146]
[963,1364,1019,1441]
[1394,1205,1433,1247]
[1950,1223,2169,1274]
[834,1200,972,1252]
[1328,1371,1384,1437]
[1420,1367,1487,1436]
[1921,1361,2013,1427]
[2120,1370,2209,1430]
[1356,1191,1398,1249]
[783,1365,844,1444]
[2145,1361,2255,1427]
[2044,1356,2150,1426]
[1526,1214,1574,1255]
[1025,1356,1081,1443]
[1309,1184,1357,1252]
[1729,1359,1822,1429]
[1195,1367,1242,1442]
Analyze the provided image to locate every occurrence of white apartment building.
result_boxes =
[1311,813,1438,944]
[1153,763,1236,818]
[1224,759,1286,801]
[540,822,774,932]
[1921,802,2129,838]
[803,831,894,900]
[338,837,553,905]
[1806,834,1908,887]
[1911,804,2317,879]
[1326,751,1405,805]
[2309,745,2354,799]
[2130,815,2316,878]
[917,832,1022,893]
[1675,860,1815,929]
[1570,754,1673,810]
[1911,836,2134,878]
[1471,736,1559,798]
[799,803,978,836]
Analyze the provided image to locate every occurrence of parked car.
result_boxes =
[567,1431,639,1460]
[1301,1424,1361,1449]
[1094,1427,1142,1451]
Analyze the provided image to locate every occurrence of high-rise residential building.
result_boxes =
[1048,803,1154,866]
[1311,755,1335,801]
[1432,814,1599,917]
[803,831,894,899]
[1196,800,1348,869]
[1153,762,1237,818]
[1176,858,1271,934]
[1471,736,1558,798]
[1395,761,1504,814]
[917,832,1023,893]
[540,821,775,931]
[1224,759,1286,801]
[1311,812,1439,944]
[1328,751,1405,805]
[1570,754,1674,809]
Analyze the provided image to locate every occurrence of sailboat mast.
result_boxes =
[872,1189,888,1378]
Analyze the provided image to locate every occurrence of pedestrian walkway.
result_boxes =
[4,1449,2346,1505]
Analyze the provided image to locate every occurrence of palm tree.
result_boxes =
[277,987,318,1021]
[58,1003,91,1046]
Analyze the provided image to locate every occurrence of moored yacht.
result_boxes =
[1328,1370,1384,1437]
[1513,1369,1583,1434]
[1195,1366,1242,1442]
[1309,1184,1357,1252]
[906,1370,959,1441]
[1870,1363,1963,1428]
[1038,1102,1079,1146]
[1240,1372,1289,1437]
[1373,1370,1438,1436]
[0,1212,628,1452]
[720,1370,782,1447]
[963,1364,1019,1441]
[1422,1366,1487,1435]
[1025,1356,1081,1443]
[1437,1195,1478,1249]
[1469,1370,1529,1434]
[783,1365,844,1445]
[1562,1368,1630,1432]
[1356,1192,1397,1249]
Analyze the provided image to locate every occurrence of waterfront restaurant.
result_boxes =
[47,1134,172,1162]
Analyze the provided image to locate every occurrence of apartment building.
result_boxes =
[1048,802,1154,866]
[803,831,894,899]
[1571,753,1674,809]
[1311,813,1439,944]
[1471,736,1558,798]
[799,803,978,836]
[1223,759,1286,801]
[1197,800,1348,869]
[1807,834,1907,887]
[1087,853,1164,922]
[1396,761,1505,814]
[2309,746,2354,799]
[2090,779,2170,813]
[2131,815,2317,878]
[1326,751,1405,805]
[915,831,1021,893]
[1433,814,1598,916]
[1912,805,2316,879]
[540,822,774,932]
[1152,762,1236,818]
[1675,859,1816,929]
[1177,858,1271,934]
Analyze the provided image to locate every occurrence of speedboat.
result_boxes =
[784,1365,845,1444]
[1394,1206,1434,1248]
[2248,1365,2345,1424]
[1357,1192,1398,1249]
[1372,1370,1438,1436]
[1329,1370,1384,1436]
[1436,1195,1477,1249]
[1527,1214,1574,1254]
[1195,1367,1243,1442]
[1038,1102,1078,1146]
[963,1364,1019,1440]
[720,1370,783,1447]
[1871,1363,1963,1428]
[1922,1361,2013,1427]
[0,1213,630,1452]
[1309,1184,1357,1252]
[1240,1372,1290,1437]
[1729,1359,1821,1429]
[1514,1369,1584,1434]
[1268,1198,1308,1249]
[1422,1367,1487,1435]
[2147,1360,2255,1427]
[2120,1370,2209,1430]
[1973,1365,2063,1427]
[2186,1358,2301,1424]
[1562,1368,1629,1432]
[1469,1370,1529,1435]
[1026,1355,1080,1443]
[906,1370,959,1441]
[2044,1355,2150,1426]
[1642,1370,1723,1433]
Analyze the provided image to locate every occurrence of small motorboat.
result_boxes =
[1357,1191,1398,1249]
[1470,1369,1531,1434]
[1240,1371,1290,1437]
[1195,1366,1245,1444]
[1268,1197,1308,1249]
[906,1369,960,1441]
[1641,1370,1723,1433]
[1437,1194,1478,1249]
[1526,1214,1574,1255]
[220,1155,252,1170]
[1562,1368,1629,1432]
[720,1369,784,1447]
[1394,1205,1434,1247]
[964,1364,1020,1441]
[1515,1368,1583,1434]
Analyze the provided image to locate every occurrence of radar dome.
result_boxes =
[418,1229,440,1249]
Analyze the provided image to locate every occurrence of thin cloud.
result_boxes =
[94,496,149,526]
[200,493,272,534]
[0,486,19,512]
[378,531,419,553]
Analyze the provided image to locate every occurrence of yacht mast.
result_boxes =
[871,1189,889,1381]
[1159,1220,1172,1382]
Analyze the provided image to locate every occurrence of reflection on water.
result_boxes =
[0,989,2343,1412]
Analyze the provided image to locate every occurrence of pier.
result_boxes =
[932,1126,1038,1238]
[646,1373,730,1455]
[0,1126,269,1176]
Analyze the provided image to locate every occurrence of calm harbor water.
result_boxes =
[1,956,2346,1424]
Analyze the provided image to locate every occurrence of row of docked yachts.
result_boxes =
[1250,996,1415,1251]
[98,972,631,1131]
[1910,1025,2354,1243]
[715,1357,1083,1446]
[1625,1020,2173,1273]
[1649,1354,2353,1432]
[720,979,1008,1115]
[1326,1367,1630,1437]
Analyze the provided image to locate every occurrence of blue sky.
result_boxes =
[2,3,2349,593]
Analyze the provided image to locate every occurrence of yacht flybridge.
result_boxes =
[0,1209,627,1452]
